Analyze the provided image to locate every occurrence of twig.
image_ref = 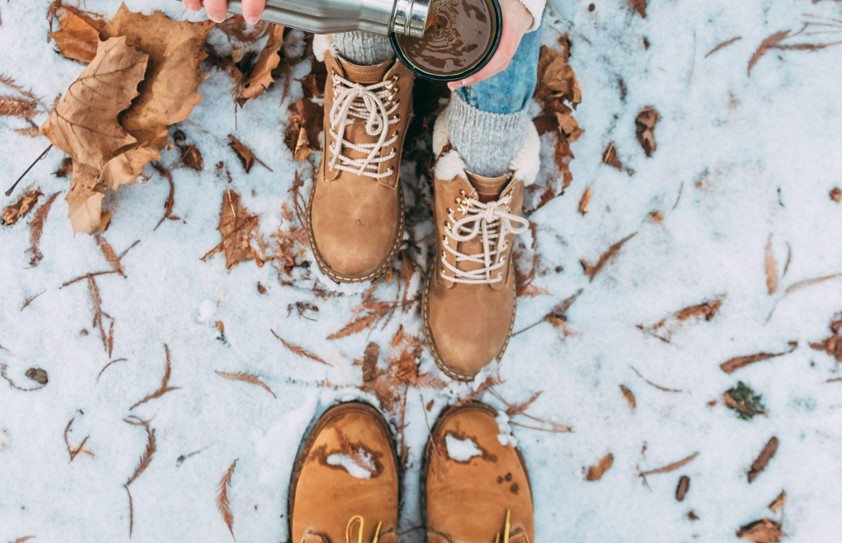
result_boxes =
[6,144,53,197]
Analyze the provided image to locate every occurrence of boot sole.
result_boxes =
[287,401,400,541]
[306,180,405,285]
[421,402,534,538]
[421,272,518,382]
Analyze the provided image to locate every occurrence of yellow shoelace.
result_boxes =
[346,515,383,543]
[493,510,513,543]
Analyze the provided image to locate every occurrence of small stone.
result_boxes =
[25,367,48,385]
[830,187,841,203]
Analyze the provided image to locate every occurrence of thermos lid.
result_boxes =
[391,0,502,82]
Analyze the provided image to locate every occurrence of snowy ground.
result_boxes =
[3,0,842,542]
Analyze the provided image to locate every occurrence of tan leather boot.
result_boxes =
[423,117,539,381]
[425,402,534,543]
[307,42,414,283]
[289,403,399,543]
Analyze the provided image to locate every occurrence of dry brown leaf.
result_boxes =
[238,24,285,104]
[748,437,779,483]
[635,107,660,158]
[103,5,213,173]
[272,330,332,366]
[640,451,699,477]
[602,142,624,171]
[705,36,743,58]
[285,97,324,162]
[720,342,798,374]
[228,135,265,173]
[830,187,841,203]
[580,232,637,282]
[676,475,690,501]
[628,0,647,17]
[765,235,778,295]
[201,189,263,269]
[42,37,148,170]
[49,5,104,63]
[216,370,277,398]
[585,453,614,481]
[782,273,841,298]
[737,518,783,543]
[769,490,787,512]
[640,297,724,342]
[130,344,180,410]
[748,31,790,75]
[218,459,238,541]
[2,189,42,226]
[578,187,592,215]
[620,385,637,410]
[810,334,842,364]
[0,96,38,118]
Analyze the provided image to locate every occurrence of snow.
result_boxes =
[444,433,484,463]
[3,0,842,542]
[326,448,378,480]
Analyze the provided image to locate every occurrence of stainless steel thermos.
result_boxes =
[227,0,431,38]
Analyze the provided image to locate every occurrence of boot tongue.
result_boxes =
[467,172,512,203]
[335,54,394,84]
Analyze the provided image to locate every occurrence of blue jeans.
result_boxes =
[457,27,543,115]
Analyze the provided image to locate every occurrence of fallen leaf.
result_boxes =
[635,107,660,157]
[2,189,42,225]
[676,475,690,501]
[49,5,104,63]
[578,187,592,215]
[201,189,263,269]
[831,187,841,203]
[765,235,778,295]
[748,437,779,483]
[737,518,783,543]
[238,24,285,104]
[228,135,272,173]
[585,453,614,481]
[628,0,646,17]
[284,97,324,161]
[580,232,637,282]
[769,490,786,512]
[215,371,277,398]
[217,459,237,541]
[640,451,699,477]
[748,30,790,75]
[620,385,637,410]
[720,342,798,374]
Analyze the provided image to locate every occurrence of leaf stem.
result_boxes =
[6,144,53,197]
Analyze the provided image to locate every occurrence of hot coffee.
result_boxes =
[391,0,501,81]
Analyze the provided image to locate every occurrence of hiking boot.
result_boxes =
[307,38,414,283]
[425,402,534,543]
[289,402,399,543]
[422,116,538,381]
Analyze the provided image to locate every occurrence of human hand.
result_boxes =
[182,0,266,24]
[448,0,533,90]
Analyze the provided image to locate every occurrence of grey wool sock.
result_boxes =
[333,31,394,65]
[442,91,529,178]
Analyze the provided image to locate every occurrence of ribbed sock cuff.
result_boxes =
[442,92,530,177]
[333,31,394,66]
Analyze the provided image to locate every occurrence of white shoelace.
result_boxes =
[441,194,530,285]
[327,73,400,180]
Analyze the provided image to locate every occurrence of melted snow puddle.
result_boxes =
[326,448,377,479]
[445,433,484,462]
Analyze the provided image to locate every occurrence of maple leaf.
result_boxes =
[202,189,264,269]
[49,5,105,63]
[239,24,285,104]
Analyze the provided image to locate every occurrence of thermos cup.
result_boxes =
[224,0,502,82]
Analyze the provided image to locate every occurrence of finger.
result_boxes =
[448,40,517,90]
[241,0,266,24]
[183,0,202,11]
[203,0,228,23]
